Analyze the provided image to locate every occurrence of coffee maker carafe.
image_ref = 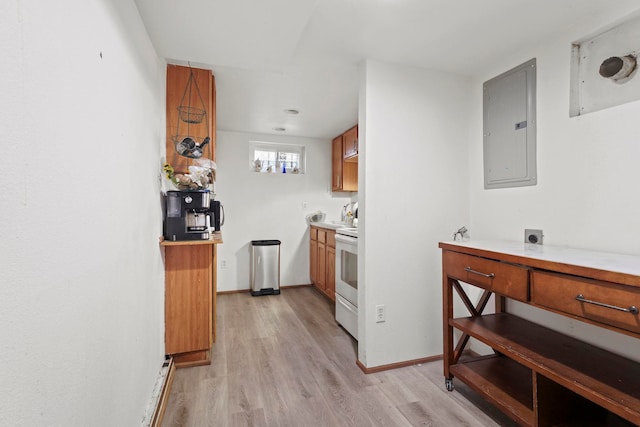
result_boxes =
[164,190,211,241]
[208,200,224,232]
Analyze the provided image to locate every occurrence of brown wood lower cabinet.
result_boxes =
[441,241,640,427]
[326,246,336,301]
[310,225,336,301]
[161,236,222,367]
[310,233,318,285]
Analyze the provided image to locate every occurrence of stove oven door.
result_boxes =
[335,234,357,307]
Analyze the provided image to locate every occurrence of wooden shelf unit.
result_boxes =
[166,64,216,173]
[440,241,640,427]
[161,235,222,367]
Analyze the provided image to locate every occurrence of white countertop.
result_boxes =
[312,221,348,230]
[440,240,640,278]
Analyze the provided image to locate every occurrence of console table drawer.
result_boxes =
[443,251,529,301]
[531,270,640,334]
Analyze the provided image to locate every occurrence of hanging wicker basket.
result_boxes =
[177,106,206,124]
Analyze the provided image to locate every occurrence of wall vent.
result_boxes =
[570,12,640,117]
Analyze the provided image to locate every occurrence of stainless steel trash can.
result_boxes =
[250,240,281,296]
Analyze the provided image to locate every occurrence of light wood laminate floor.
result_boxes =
[161,286,517,427]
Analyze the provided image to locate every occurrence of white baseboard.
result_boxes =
[142,355,175,427]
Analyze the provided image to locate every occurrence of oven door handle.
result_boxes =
[335,234,357,244]
[336,295,357,313]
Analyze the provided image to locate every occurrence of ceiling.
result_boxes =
[134,0,638,139]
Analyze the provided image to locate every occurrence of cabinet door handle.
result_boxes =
[464,266,495,278]
[575,294,639,314]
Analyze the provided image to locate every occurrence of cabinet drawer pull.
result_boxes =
[464,267,495,278]
[575,294,639,315]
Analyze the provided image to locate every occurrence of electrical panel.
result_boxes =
[483,58,537,189]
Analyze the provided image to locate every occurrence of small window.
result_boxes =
[250,141,305,174]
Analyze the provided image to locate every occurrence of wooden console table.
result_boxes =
[440,240,640,426]
[161,234,222,367]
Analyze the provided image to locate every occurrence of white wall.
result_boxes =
[214,130,353,291]
[0,1,166,425]
[358,60,472,367]
[468,9,640,361]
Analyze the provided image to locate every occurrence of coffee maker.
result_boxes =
[164,190,211,241]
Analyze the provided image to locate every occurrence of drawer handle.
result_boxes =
[464,267,495,279]
[575,294,639,315]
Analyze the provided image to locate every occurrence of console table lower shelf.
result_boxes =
[448,313,640,427]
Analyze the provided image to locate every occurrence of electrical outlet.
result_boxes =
[220,260,227,269]
[302,201,308,209]
[525,229,543,245]
[376,304,385,323]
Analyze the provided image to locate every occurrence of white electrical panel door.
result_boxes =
[483,58,537,189]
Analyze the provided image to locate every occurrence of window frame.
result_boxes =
[249,141,306,174]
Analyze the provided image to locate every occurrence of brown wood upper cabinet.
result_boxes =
[343,125,358,159]
[332,125,358,192]
[331,135,344,191]
[166,64,216,173]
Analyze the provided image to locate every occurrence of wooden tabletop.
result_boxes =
[159,233,223,246]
